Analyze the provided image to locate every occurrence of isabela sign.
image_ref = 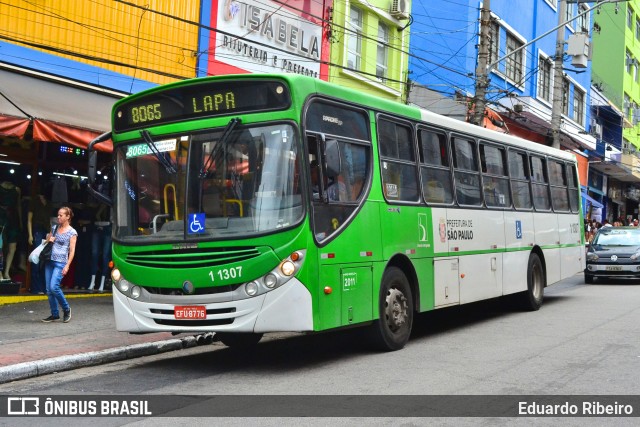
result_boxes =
[214,0,322,78]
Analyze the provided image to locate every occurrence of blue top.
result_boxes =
[50,227,77,263]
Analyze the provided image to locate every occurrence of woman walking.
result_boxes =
[42,207,77,323]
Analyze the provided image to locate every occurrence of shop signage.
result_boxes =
[214,0,322,78]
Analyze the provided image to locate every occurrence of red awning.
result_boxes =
[32,119,112,152]
[0,114,112,153]
[0,114,30,138]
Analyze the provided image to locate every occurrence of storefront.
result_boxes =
[0,64,123,291]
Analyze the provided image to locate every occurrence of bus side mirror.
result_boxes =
[87,132,113,206]
[324,138,342,178]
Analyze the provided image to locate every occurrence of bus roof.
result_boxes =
[115,73,577,163]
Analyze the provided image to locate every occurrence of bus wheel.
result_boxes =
[518,253,545,311]
[369,267,413,351]
[216,332,263,349]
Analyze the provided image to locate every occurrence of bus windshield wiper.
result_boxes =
[199,117,242,178]
[141,130,177,174]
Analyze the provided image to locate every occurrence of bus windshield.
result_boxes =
[113,122,303,241]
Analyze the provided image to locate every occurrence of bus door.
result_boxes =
[431,208,461,307]
[306,133,372,329]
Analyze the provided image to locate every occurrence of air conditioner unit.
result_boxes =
[591,123,603,139]
[390,0,409,20]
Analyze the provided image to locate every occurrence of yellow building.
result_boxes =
[1,0,200,85]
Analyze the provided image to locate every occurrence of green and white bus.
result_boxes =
[88,73,585,351]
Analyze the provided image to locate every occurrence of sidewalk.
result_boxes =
[0,291,206,384]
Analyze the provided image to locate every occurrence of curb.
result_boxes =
[0,292,112,306]
[0,333,214,385]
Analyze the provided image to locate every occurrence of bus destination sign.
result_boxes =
[114,79,291,133]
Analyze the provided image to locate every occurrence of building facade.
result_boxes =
[408,0,594,151]
[405,0,640,222]
[326,0,412,102]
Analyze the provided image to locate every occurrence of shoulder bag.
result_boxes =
[38,225,58,271]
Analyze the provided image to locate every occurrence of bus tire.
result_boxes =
[216,332,263,349]
[369,267,413,351]
[517,253,545,311]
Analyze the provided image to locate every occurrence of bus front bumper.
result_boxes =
[112,278,314,333]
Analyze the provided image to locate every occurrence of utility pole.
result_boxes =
[550,0,568,149]
[472,0,491,126]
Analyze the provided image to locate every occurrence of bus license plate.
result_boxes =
[174,306,206,319]
[605,266,622,271]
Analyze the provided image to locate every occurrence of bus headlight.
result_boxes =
[130,286,141,299]
[264,273,277,288]
[281,261,295,276]
[245,281,259,296]
[110,270,144,300]
[117,279,131,293]
[238,250,306,298]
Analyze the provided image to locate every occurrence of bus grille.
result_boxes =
[153,318,234,327]
[125,246,261,268]
[143,284,241,296]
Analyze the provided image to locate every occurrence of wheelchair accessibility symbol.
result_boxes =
[515,220,522,239]
[189,213,205,234]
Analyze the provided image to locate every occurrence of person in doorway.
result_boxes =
[0,180,22,281]
[27,192,51,294]
[42,207,77,323]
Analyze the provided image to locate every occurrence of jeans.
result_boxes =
[45,260,70,317]
[91,225,112,276]
[30,228,47,294]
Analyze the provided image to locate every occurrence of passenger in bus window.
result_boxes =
[326,176,347,202]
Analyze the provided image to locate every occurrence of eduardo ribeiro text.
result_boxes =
[519,401,633,416]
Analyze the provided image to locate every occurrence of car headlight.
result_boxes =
[586,252,599,262]
[631,252,640,261]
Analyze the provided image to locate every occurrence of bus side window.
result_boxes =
[419,129,453,204]
[378,118,419,202]
[530,155,551,210]
[549,160,569,212]
[567,163,580,213]
[480,143,511,208]
[508,150,533,210]
[452,136,482,206]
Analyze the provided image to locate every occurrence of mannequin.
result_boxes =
[27,192,51,293]
[0,180,22,281]
[88,204,111,292]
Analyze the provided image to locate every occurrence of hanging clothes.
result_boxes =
[51,176,68,204]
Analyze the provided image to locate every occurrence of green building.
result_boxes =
[328,0,411,102]
[592,0,640,150]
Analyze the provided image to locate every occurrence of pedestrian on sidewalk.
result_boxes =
[42,206,77,323]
